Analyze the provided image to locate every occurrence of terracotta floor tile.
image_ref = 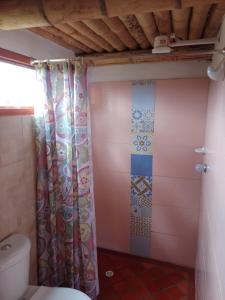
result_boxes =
[121,292,153,300]
[120,287,153,300]
[145,279,162,293]
[179,271,189,279]
[162,266,177,274]
[155,290,173,300]
[164,286,184,299]
[149,267,166,279]
[169,272,186,283]
[113,281,130,294]
[156,276,175,290]
[118,267,137,281]
[97,249,194,300]
[114,279,142,294]
[178,280,188,293]
[106,275,124,286]
[97,287,122,300]
[141,262,156,269]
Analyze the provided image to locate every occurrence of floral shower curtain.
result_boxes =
[34,61,99,299]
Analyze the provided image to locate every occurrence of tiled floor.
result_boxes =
[97,249,195,300]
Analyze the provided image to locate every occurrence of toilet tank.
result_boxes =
[0,234,31,300]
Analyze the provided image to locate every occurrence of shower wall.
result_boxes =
[90,82,131,253]
[0,115,37,284]
[196,79,225,300]
[196,16,225,300]
[151,79,208,267]
[90,78,209,267]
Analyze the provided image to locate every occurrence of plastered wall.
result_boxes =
[0,115,37,284]
[90,78,208,268]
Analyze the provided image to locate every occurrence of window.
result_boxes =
[0,61,41,111]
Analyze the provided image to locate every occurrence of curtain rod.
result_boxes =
[30,57,83,65]
[30,47,225,66]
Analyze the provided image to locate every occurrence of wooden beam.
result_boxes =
[77,47,213,62]
[189,5,211,39]
[172,8,191,40]
[182,0,225,8]
[135,13,158,46]
[154,11,172,35]
[40,26,93,53]
[29,27,83,53]
[68,21,114,52]
[0,0,183,30]
[0,107,34,116]
[83,19,126,51]
[119,15,151,49]
[0,47,32,67]
[91,52,212,66]
[54,24,104,52]
[204,3,225,37]
[0,1,48,30]
[106,0,181,17]
[102,17,138,50]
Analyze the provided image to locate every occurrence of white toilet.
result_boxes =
[0,234,91,300]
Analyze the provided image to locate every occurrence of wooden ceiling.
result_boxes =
[1,0,225,65]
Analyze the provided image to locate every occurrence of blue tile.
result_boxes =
[130,236,151,257]
[131,154,153,176]
[132,81,155,112]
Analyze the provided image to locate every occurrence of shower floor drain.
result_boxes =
[105,270,114,278]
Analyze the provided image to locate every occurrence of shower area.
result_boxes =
[89,78,209,268]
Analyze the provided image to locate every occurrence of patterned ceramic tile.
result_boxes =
[131,175,152,218]
[131,203,152,219]
[131,132,153,155]
[131,175,152,197]
[131,109,154,133]
[130,81,155,258]
[130,215,151,237]
[131,154,153,176]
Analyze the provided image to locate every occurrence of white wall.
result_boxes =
[88,60,208,82]
[196,15,225,300]
[0,29,209,80]
[0,29,74,59]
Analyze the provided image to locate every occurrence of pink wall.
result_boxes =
[89,82,131,253]
[151,79,208,267]
[90,78,209,267]
[196,80,225,300]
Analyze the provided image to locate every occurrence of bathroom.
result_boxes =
[0,1,225,300]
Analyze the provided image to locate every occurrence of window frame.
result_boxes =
[0,48,34,116]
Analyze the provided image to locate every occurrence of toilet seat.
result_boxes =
[23,286,91,300]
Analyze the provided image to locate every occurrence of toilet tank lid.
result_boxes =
[0,234,31,271]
